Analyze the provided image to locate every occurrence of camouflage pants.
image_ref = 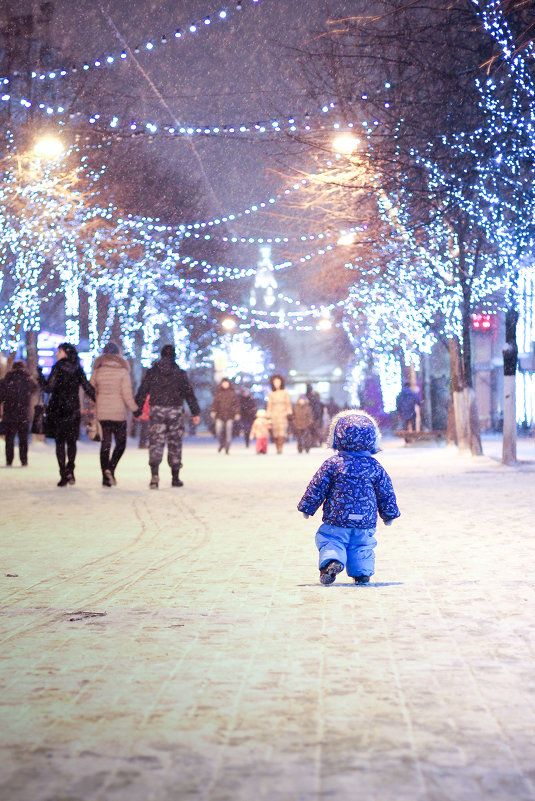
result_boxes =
[148,405,185,469]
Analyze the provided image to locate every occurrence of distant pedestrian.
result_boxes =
[135,345,200,489]
[298,410,400,586]
[396,382,421,432]
[306,383,324,446]
[293,395,313,453]
[327,397,340,417]
[250,408,270,454]
[239,387,257,448]
[266,374,292,454]
[38,343,95,486]
[0,360,37,467]
[90,341,138,487]
[210,377,241,454]
[320,405,332,443]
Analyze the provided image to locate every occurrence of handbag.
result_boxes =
[86,416,103,442]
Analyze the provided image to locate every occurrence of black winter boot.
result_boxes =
[319,560,344,585]
[149,464,159,489]
[171,467,183,487]
[57,472,69,487]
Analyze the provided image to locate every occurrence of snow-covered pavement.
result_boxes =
[1,433,535,801]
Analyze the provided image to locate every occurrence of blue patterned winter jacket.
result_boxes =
[297,412,400,528]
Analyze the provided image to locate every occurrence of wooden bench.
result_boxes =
[394,430,447,443]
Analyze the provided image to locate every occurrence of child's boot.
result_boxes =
[319,560,344,585]
[171,467,183,487]
[354,575,370,585]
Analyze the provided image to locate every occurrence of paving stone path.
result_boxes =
[1,436,535,800]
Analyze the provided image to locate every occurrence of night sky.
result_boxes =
[49,0,352,228]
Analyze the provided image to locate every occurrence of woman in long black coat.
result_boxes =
[39,343,95,486]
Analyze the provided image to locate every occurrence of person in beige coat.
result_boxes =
[90,341,138,487]
[266,374,292,454]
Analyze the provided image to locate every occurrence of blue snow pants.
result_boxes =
[315,523,377,578]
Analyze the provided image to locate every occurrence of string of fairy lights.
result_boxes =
[1,90,350,140]
[0,0,264,87]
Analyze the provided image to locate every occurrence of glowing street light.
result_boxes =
[317,317,333,331]
[221,317,237,332]
[332,133,359,155]
[33,136,64,159]
[337,231,356,246]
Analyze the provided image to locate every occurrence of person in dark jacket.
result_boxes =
[210,378,240,454]
[135,344,200,489]
[306,383,324,447]
[0,360,37,467]
[396,382,421,431]
[239,388,257,448]
[298,410,400,586]
[38,343,96,486]
[293,395,313,453]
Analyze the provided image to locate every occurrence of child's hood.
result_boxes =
[327,409,381,454]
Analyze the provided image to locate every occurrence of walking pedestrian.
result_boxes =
[239,387,257,448]
[298,410,400,586]
[210,377,240,454]
[306,383,324,446]
[38,343,95,486]
[90,341,138,487]
[135,345,200,489]
[249,408,269,454]
[396,382,421,433]
[0,360,37,467]
[293,395,313,453]
[266,374,292,454]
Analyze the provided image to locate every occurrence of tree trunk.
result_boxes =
[422,353,433,431]
[448,337,470,452]
[502,307,519,465]
[465,387,483,456]
[446,395,457,445]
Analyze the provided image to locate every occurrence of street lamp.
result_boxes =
[221,317,237,332]
[33,135,64,159]
[332,133,359,155]
[337,231,356,246]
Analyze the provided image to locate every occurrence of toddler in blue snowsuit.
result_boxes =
[298,410,400,585]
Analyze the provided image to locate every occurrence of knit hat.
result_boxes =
[327,409,381,454]
[161,344,176,360]
[103,341,120,355]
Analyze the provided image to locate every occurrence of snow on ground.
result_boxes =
[1,432,535,801]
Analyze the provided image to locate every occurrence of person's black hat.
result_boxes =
[103,341,120,355]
